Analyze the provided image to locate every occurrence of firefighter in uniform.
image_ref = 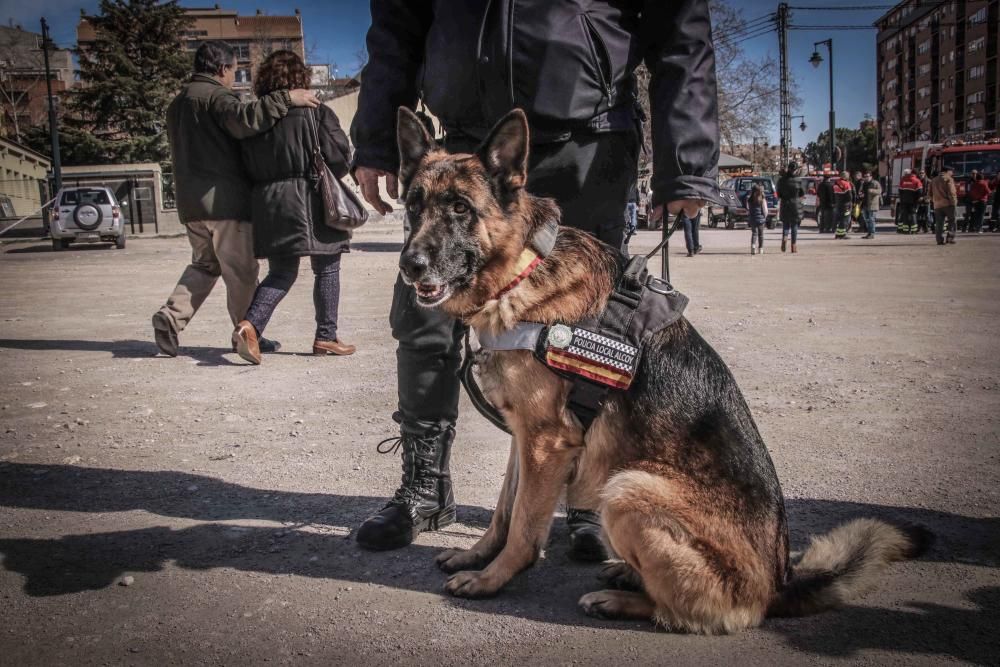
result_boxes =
[897,169,923,234]
[833,171,854,239]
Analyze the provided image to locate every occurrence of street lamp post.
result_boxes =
[810,39,835,171]
[751,135,768,170]
[40,18,62,193]
[791,115,807,133]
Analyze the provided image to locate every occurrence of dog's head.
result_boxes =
[395,107,534,308]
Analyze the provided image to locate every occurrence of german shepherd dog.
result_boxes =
[394,107,931,634]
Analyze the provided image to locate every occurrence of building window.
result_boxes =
[234,68,252,84]
[967,91,985,105]
[968,8,987,24]
[231,41,251,61]
[968,117,984,130]
[968,37,985,53]
[968,65,985,80]
[919,63,931,76]
[917,40,930,54]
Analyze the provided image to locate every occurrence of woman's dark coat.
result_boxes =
[241,105,352,258]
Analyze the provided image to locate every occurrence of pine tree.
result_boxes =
[68,0,192,164]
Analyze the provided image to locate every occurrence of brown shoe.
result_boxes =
[313,339,356,356]
[232,321,261,365]
[791,243,798,253]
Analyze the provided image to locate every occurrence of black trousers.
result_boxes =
[390,131,638,430]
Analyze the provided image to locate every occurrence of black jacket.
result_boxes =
[817,178,835,210]
[352,0,721,208]
[167,74,290,223]
[776,173,803,223]
[241,106,352,258]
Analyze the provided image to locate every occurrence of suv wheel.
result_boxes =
[52,238,70,251]
[72,203,103,231]
[115,233,126,249]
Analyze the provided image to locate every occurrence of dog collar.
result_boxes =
[490,218,557,300]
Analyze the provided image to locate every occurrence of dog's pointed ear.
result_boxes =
[477,109,529,192]
[397,106,434,193]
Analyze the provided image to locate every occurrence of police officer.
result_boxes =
[350,1,722,556]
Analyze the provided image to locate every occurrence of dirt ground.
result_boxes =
[0,216,998,666]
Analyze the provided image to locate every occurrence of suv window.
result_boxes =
[61,189,111,206]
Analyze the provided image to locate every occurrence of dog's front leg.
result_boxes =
[436,435,519,573]
[444,428,579,598]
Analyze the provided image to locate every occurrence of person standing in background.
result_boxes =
[746,184,768,255]
[682,210,702,257]
[968,171,992,234]
[832,171,854,240]
[896,169,922,235]
[930,165,958,246]
[817,172,835,233]
[860,171,881,239]
[775,161,802,253]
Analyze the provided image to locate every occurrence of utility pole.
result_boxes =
[778,3,791,168]
[40,18,62,193]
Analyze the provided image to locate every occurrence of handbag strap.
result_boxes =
[304,106,324,162]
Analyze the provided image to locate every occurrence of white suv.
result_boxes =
[50,186,126,250]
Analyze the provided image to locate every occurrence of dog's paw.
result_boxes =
[579,590,652,621]
[597,560,644,591]
[436,548,490,574]
[444,570,502,599]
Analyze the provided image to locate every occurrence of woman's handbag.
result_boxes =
[306,108,368,231]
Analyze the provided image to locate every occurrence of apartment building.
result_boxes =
[0,24,74,142]
[875,0,999,152]
[77,6,305,95]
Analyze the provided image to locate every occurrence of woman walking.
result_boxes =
[776,161,803,253]
[746,184,768,255]
[233,50,355,364]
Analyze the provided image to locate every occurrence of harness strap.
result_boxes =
[565,255,647,428]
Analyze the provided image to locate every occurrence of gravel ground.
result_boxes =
[0,216,998,666]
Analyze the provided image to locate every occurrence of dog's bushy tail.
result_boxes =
[768,518,933,617]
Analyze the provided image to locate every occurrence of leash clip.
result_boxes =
[645,274,676,295]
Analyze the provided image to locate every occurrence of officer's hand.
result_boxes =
[649,200,705,227]
[355,166,399,216]
[288,89,320,108]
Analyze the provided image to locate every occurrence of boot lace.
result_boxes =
[376,432,440,504]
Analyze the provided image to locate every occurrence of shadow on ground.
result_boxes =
[0,339,237,366]
[0,462,997,662]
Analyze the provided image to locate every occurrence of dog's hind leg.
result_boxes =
[444,428,580,598]
[437,436,519,573]
[588,470,771,634]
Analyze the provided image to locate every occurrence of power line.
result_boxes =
[714,14,777,42]
[718,27,778,48]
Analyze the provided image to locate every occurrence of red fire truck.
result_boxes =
[887,140,1000,217]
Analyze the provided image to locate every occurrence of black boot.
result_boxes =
[566,508,608,562]
[356,418,456,551]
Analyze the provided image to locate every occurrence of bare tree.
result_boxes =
[0,31,43,143]
[352,45,368,77]
[636,0,797,170]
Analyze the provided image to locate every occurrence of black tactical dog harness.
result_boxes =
[462,244,688,433]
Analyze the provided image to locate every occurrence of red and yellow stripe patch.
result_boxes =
[546,348,633,390]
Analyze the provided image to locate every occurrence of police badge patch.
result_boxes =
[544,325,639,390]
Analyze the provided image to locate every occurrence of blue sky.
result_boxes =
[3,0,886,147]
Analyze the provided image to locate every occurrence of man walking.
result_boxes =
[351,0,720,557]
[930,165,958,245]
[860,171,881,239]
[896,169,922,235]
[152,41,319,357]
